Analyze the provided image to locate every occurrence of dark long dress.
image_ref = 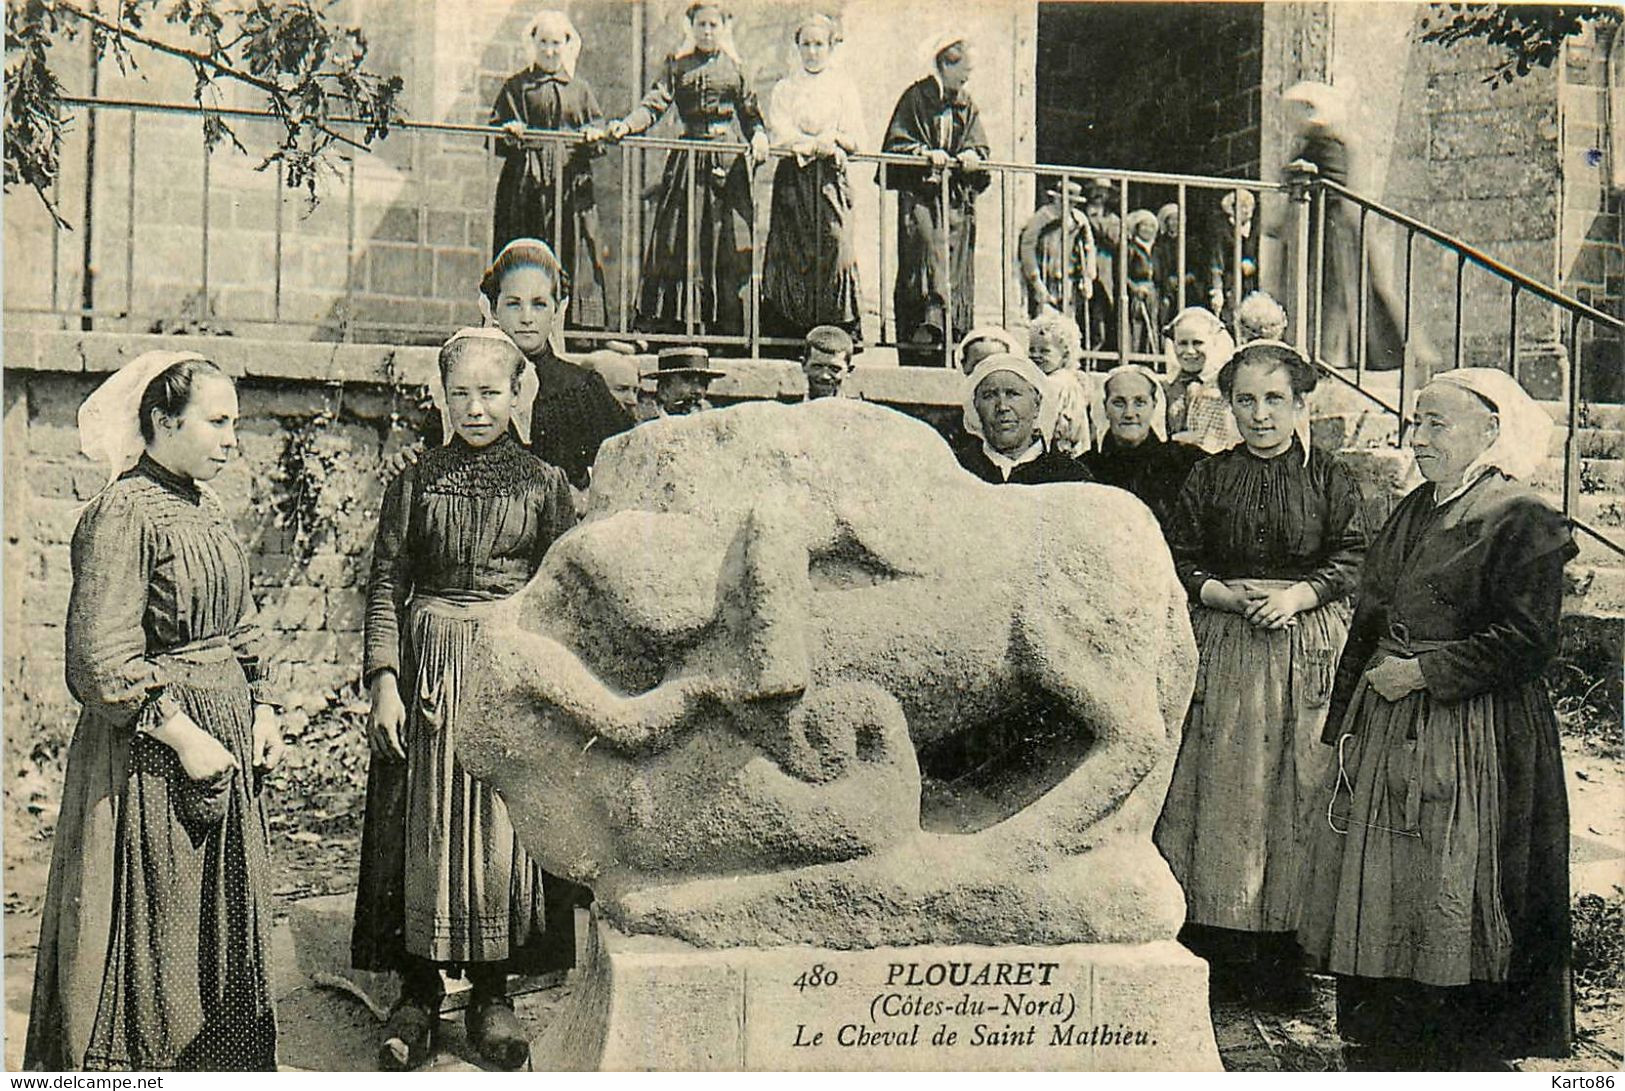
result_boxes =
[1297,472,1576,1060]
[491,66,609,329]
[954,438,1093,485]
[623,49,766,338]
[1156,440,1368,945]
[1081,432,1205,529]
[1205,213,1258,329]
[26,456,279,1071]
[760,67,864,348]
[881,76,991,360]
[1294,131,1416,372]
[352,434,581,976]
[1125,238,1162,355]
[529,348,632,490]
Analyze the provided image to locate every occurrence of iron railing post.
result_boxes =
[877,162,889,347]
[125,108,136,329]
[201,135,211,323]
[1116,175,1129,365]
[1565,311,1583,522]
[1355,205,1368,384]
[1399,229,1415,448]
[1176,181,1188,315]
[940,164,952,369]
[686,146,698,338]
[1284,160,1316,357]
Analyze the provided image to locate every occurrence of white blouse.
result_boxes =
[768,66,865,162]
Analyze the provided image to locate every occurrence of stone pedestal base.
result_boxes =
[533,913,1221,1071]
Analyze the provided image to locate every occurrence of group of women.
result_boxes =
[21,9,1578,1070]
[26,237,615,1072]
[953,329,1576,1070]
[492,4,998,360]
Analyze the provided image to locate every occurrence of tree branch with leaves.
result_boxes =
[1421,3,1622,86]
[4,0,405,226]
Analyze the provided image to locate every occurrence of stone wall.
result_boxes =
[1558,21,1624,401]
[1036,2,1264,180]
[1324,3,1563,377]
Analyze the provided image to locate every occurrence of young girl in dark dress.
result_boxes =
[26,353,285,1071]
[490,10,610,329]
[1155,342,1368,1010]
[352,329,578,1070]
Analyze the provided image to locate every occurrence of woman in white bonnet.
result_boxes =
[760,11,866,349]
[1298,368,1577,1068]
[490,10,610,328]
[26,353,286,1070]
[881,31,992,363]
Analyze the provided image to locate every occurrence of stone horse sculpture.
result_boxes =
[460,399,1197,950]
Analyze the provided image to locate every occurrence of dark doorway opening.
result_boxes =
[1036,2,1265,182]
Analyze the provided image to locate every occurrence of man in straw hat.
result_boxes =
[651,345,726,417]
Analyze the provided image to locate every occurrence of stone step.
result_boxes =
[1528,458,1625,495]
[1574,528,1625,568]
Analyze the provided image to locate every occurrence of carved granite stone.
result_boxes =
[459,399,1198,949]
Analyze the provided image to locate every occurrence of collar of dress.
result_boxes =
[982,437,1047,481]
[527,64,572,85]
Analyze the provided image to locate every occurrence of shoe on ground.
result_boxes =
[378,999,437,1071]
[468,995,529,1071]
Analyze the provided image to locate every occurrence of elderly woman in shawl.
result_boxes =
[882,32,992,364]
[1297,369,1576,1069]
[1124,208,1163,356]
[1082,363,1204,529]
[761,13,865,349]
[1017,178,1096,327]
[1163,305,1241,453]
[606,1,769,339]
[953,353,1091,486]
[26,353,285,1071]
[1156,341,1369,1011]
[1206,188,1258,326]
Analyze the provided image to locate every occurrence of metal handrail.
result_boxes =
[1320,177,1623,332]
[58,95,1285,193]
[27,95,1625,564]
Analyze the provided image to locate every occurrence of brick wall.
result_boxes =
[1037,2,1264,185]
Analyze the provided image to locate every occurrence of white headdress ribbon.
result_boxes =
[962,352,1059,449]
[1090,363,1169,446]
[431,326,539,447]
[526,10,583,79]
[1429,367,1551,490]
[78,350,206,484]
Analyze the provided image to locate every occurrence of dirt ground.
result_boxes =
[4,737,1621,1072]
